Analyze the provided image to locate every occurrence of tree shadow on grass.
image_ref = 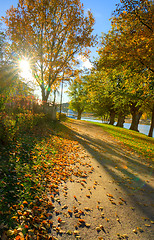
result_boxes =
[60,122,154,221]
[96,123,154,153]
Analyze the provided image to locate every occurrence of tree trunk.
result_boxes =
[148,105,154,137]
[129,102,143,132]
[130,110,142,131]
[42,88,47,104]
[116,114,125,128]
[77,111,82,120]
[41,86,50,105]
[109,109,115,125]
[53,89,56,107]
[59,79,63,119]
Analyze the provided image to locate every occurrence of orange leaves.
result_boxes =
[0,119,99,240]
[62,204,68,210]
[78,218,86,226]
[98,0,154,74]
[106,193,116,205]
[2,0,96,102]
[97,205,103,211]
[17,211,22,216]
[12,216,18,220]
[79,218,85,222]
[47,202,54,209]
[78,210,84,215]
[119,197,126,203]
[15,236,24,240]
[23,200,28,205]
[84,207,91,211]
[68,209,73,216]
[58,217,62,223]
[5,134,81,239]
[74,195,77,200]
[106,193,114,198]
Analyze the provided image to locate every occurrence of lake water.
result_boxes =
[81,117,153,137]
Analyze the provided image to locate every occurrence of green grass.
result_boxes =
[88,122,154,161]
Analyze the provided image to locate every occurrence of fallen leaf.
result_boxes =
[74,230,79,235]
[85,223,91,228]
[145,224,151,227]
[62,205,68,210]
[66,230,72,235]
[107,193,114,198]
[96,227,101,232]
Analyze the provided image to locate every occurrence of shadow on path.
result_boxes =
[62,121,154,221]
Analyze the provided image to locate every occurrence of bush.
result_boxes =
[0,112,46,145]
[0,113,16,145]
[56,112,67,121]
[15,112,45,132]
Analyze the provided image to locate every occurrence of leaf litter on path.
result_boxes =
[1,120,154,240]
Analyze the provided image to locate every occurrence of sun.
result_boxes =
[19,59,33,83]
[19,59,30,74]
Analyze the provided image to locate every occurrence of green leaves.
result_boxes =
[68,72,89,119]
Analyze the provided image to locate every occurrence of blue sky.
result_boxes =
[0,0,120,102]
[81,0,120,36]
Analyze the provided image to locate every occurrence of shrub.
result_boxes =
[0,113,16,144]
[15,112,45,132]
[56,112,67,121]
[0,112,46,145]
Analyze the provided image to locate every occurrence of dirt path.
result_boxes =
[50,120,154,240]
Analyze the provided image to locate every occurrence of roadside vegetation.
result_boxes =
[0,114,75,239]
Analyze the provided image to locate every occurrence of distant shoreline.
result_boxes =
[82,115,151,126]
[66,112,151,126]
[125,119,151,125]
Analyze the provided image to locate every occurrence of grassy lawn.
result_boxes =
[87,122,154,161]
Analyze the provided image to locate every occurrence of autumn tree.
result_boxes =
[95,0,153,135]
[115,66,154,133]
[98,0,153,73]
[3,0,96,104]
[68,73,88,120]
[86,61,152,131]
[85,71,117,125]
[110,74,129,127]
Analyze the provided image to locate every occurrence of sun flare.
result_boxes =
[19,59,30,73]
[19,59,33,84]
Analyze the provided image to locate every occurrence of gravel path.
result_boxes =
[50,119,154,240]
